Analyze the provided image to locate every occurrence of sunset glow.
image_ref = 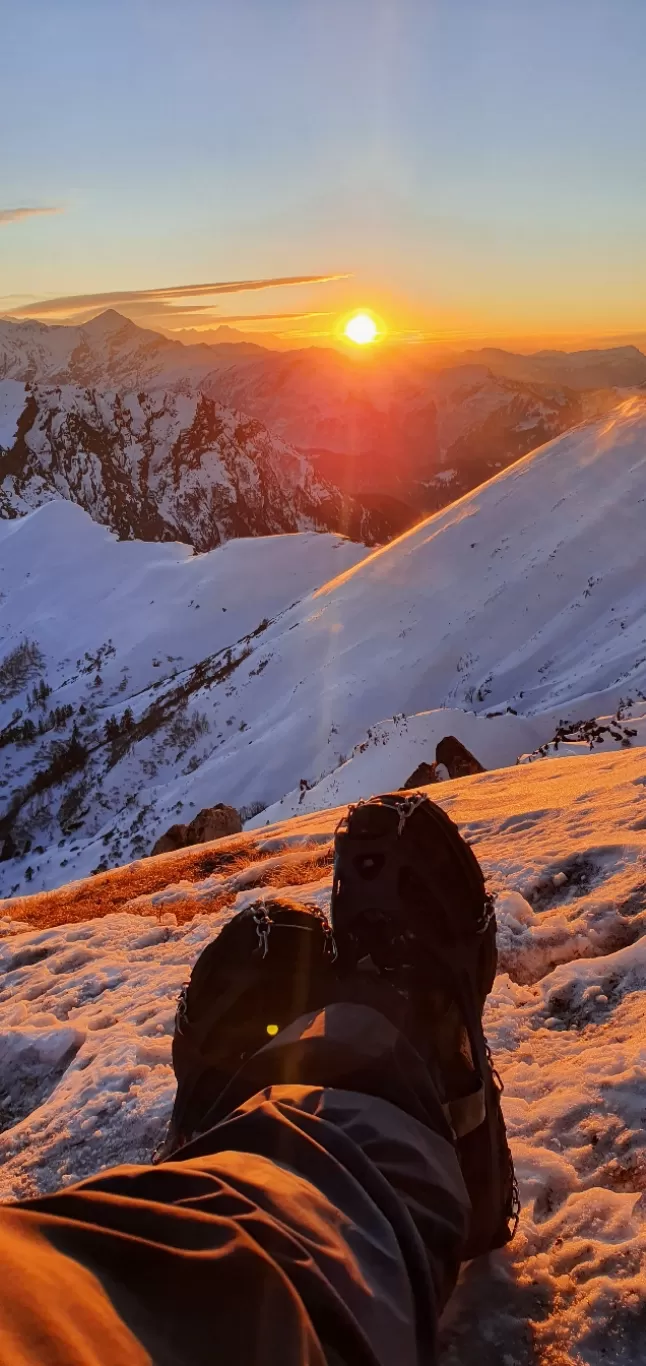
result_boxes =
[344,313,378,345]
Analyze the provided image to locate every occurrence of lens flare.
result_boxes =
[344,312,378,345]
[266,1023,279,1036]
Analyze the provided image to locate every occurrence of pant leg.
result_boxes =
[0,1005,469,1366]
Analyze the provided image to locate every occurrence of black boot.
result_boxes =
[330,791,520,1259]
[156,898,338,1161]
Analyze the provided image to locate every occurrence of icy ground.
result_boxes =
[1,749,646,1363]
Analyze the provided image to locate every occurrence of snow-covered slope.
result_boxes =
[1,747,646,1363]
[252,709,547,826]
[252,705,646,829]
[0,380,397,547]
[0,499,368,683]
[1,398,646,896]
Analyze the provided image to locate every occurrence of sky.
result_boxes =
[2,0,646,348]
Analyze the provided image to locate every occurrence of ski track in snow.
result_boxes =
[1,751,646,1363]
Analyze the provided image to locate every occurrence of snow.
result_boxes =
[518,706,646,764]
[133,393,646,837]
[0,500,367,698]
[0,312,219,390]
[1,747,646,1362]
[251,708,546,826]
[3,397,646,897]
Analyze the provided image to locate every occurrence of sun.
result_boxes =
[344,312,378,345]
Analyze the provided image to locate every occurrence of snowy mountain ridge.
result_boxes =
[0,379,399,548]
[0,310,222,390]
[462,343,646,390]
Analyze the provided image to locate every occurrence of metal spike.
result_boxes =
[252,905,272,958]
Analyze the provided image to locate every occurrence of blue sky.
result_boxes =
[3,0,646,342]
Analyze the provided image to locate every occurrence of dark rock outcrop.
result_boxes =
[402,761,439,789]
[402,738,486,791]
[151,804,242,856]
[0,383,400,548]
[435,736,486,779]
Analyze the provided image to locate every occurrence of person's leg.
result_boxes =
[0,795,517,1366]
[2,999,467,1366]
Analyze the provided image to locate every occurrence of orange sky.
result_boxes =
[4,0,646,355]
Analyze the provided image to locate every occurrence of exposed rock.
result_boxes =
[0,832,19,863]
[401,761,439,789]
[151,804,242,857]
[0,382,401,548]
[435,736,486,779]
[186,805,242,844]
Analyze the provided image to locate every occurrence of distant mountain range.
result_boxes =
[2,310,644,543]
[161,323,295,350]
[460,344,646,390]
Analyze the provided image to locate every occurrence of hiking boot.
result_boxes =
[330,791,519,1260]
[155,898,337,1161]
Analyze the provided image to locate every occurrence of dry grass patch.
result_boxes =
[2,838,334,931]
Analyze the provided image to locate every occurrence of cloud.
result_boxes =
[204,311,331,323]
[154,307,332,320]
[149,309,332,327]
[0,206,62,226]
[11,274,350,319]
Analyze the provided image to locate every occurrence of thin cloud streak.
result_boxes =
[150,309,332,324]
[0,206,62,226]
[12,274,350,318]
[156,307,331,320]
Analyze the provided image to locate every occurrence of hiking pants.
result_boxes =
[0,1004,470,1365]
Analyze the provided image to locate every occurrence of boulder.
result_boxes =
[151,823,188,856]
[186,805,242,844]
[435,736,485,779]
[401,761,439,789]
[151,804,242,857]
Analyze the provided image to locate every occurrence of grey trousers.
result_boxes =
[0,1005,470,1365]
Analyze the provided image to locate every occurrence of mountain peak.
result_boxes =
[82,309,136,337]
